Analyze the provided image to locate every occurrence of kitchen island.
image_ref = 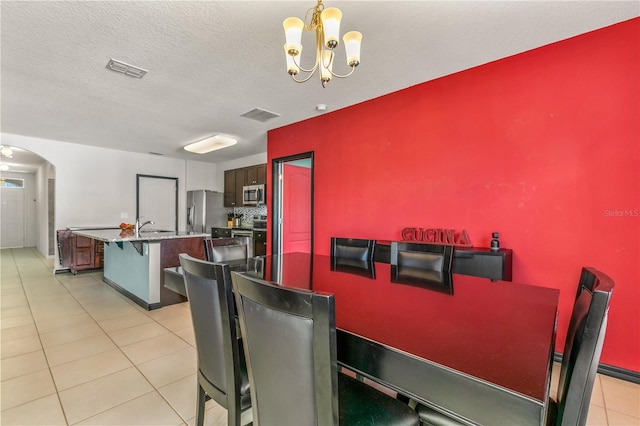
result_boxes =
[72,229,207,309]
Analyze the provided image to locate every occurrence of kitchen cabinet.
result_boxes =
[253,229,267,256]
[224,168,246,207]
[223,163,267,207]
[212,227,232,238]
[57,229,105,273]
[246,163,266,185]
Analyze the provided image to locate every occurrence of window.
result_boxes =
[0,178,24,188]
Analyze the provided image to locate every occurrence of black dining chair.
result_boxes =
[390,242,453,282]
[547,267,615,426]
[204,236,252,263]
[414,266,615,426]
[331,237,376,263]
[230,271,420,426]
[179,254,251,426]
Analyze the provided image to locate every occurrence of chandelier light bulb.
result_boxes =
[320,50,333,84]
[284,44,300,75]
[343,31,362,67]
[283,17,304,56]
[320,7,342,49]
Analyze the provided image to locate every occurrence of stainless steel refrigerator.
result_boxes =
[187,190,227,233]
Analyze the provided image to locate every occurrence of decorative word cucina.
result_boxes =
[401,228,472,247]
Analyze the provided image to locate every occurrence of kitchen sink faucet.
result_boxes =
[135,218,155,235]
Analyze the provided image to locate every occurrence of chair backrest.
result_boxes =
[390,242,453,280]
[204,237,253,262]
[231,272,338,426]
[555,267,614,426]
[330,237,375,266]
[179,254,244,409]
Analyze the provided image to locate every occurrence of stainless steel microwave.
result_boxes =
[243,184,265,205]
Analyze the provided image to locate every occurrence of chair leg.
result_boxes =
[196,384,206,426]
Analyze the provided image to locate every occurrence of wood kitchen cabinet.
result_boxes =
[253,229,267,256]
[224,163,267,207]
[246,163,266,185]
[212,227,232,238]
[224,168,246,207]
[57,230,105,273]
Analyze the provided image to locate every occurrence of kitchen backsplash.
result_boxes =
[228,204,267,227]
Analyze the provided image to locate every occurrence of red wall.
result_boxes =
[267,18,639,373]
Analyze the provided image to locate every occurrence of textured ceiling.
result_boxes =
[1,1,638,172]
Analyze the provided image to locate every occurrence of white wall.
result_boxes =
[34,162,50,256]
[185,159,218,192]
[1,132,265,268]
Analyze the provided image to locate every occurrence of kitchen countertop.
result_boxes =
[73,228,208,243]
[213,226,267,231]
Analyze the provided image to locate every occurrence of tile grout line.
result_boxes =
[55,270,193,424]
[5,247,72,426]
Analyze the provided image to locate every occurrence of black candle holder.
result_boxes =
[490,232,500,251]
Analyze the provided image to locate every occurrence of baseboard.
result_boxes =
[102,277,162,311]
[553,352,640,384]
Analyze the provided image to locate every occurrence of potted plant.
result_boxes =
[227,212,235,228]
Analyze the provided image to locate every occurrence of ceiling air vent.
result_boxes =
[106,59,148,79]
[241,108,281,122]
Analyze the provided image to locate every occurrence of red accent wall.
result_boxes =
[267,18,640,372]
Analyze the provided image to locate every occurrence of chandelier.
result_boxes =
[283,0,362,88]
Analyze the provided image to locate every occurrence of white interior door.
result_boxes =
[137,176,177,231]
[1,187,25,248]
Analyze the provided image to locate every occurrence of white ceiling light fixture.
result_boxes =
[0,145,14,158]
[0,164,9,171]
[283,0,362,88]
[183,135,237,154]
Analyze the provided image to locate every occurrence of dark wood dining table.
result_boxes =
[169,252,560,425]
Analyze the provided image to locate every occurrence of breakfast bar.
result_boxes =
[72,228,207,309]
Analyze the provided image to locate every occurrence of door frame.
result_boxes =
[271,152,314,255]
[136,174,179,231]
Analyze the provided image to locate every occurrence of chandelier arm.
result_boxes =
[327,65,357,79]
[290,70,320,84]
[291,54,319,74]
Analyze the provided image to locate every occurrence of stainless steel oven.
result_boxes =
[231,229,253,239]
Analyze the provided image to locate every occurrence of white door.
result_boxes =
[137,176,177,231]
[1,187,25,248]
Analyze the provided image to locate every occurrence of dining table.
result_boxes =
[169,252,560,425]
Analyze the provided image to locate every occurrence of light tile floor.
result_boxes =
[2,247,639,425]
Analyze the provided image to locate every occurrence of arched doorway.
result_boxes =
[0,145,55,256]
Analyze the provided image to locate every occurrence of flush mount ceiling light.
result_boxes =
[0,145,14,158]
[106,59,148,78]
[283,0,362,88]
[184,135,237,154]
[0,164,9,171]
